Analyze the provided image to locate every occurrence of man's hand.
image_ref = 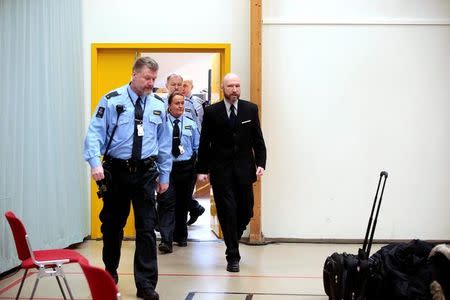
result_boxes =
[197,174,209,182]
[256,166,265,177]
[91,165,104,181]
[158,183,169,193]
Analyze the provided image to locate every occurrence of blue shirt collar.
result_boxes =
[127,85,147,104]
[168,113,182,123]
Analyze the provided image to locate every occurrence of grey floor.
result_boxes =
[0,199,382,299]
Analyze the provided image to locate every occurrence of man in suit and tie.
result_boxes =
[197,73,267,272]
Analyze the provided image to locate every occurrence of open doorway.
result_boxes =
[90,43,230,241]
[141,52,219,241]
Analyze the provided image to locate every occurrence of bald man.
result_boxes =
[197,73,267,272]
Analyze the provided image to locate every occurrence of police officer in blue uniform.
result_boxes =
[157,92,200,253]
[163,74,205,225]
[182,78,207,133]
[84,57,171,300]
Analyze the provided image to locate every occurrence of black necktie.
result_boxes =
[172,119,181,157]
[131,97,143,160]
[229,104,237,128]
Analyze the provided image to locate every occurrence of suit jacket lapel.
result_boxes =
[236,99,243,128]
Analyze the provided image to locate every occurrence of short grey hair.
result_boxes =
[166,73,183,83]
[133,57,159,73]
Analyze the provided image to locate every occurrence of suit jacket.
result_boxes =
[197,99,266,185]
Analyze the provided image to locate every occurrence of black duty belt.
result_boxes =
[173,156,195,167]
[105,156,157,173]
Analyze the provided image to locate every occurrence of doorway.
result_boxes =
[90,43,230,240]
[140,51,219,241]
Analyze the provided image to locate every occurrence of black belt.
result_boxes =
[105,156,157,173]
[173,156,195,166]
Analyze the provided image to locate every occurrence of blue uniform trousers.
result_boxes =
[100,158,159,291]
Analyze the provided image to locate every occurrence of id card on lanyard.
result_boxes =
[172,117,185,155]
[127,88,146,136]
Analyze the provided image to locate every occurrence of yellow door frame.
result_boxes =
[90,43,231,239]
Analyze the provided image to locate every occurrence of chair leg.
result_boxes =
[62,276,74,300]
[15,269,28,300]
[55,276,68,300]
[30,277,40,300]
[55,265,73,300]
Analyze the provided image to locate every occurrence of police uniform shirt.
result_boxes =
[84,84,173,183]
[166,114,200,162]
[189,95,205,132]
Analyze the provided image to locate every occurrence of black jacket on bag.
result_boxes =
[367,240,434,300]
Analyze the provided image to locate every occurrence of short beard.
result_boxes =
[225,93,239,102]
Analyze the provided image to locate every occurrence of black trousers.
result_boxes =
[188,195,202,212]
[100,160,158,291]
[157,159,195,243]
[211,182,254,262]
[187,161,202,214]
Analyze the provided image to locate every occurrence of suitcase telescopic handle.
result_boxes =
[362,171,388,257]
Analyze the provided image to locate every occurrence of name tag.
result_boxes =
[184,125,192,130]
[153,110,161,115]
[242,120,251,124]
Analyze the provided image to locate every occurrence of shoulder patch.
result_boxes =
[96,106,105,118]
[153,94,164,102]
[184,125,192,130]
[153,110,162,115]
[105,91,120,99]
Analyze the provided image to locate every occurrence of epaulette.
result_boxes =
[105,91,120,99]
[153,94,164,102]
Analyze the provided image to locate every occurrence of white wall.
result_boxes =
[82,0,250,121]
[262,0,450,240]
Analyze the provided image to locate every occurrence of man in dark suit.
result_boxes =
[197,73,267,272]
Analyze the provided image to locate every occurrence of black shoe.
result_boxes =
[187,205,205,226]
[175,240,188,247]
[226,260,240,272]
[137,289,159,300]
[106,269,118,284]
[158,242,173,254]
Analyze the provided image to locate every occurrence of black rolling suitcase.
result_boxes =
[323,171,388,300]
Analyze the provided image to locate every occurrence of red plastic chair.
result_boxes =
[79,260,121,300]
[4,211,88,300]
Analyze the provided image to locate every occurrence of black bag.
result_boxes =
[323,171,388,300]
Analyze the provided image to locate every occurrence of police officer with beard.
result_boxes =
[84,57,171,300]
